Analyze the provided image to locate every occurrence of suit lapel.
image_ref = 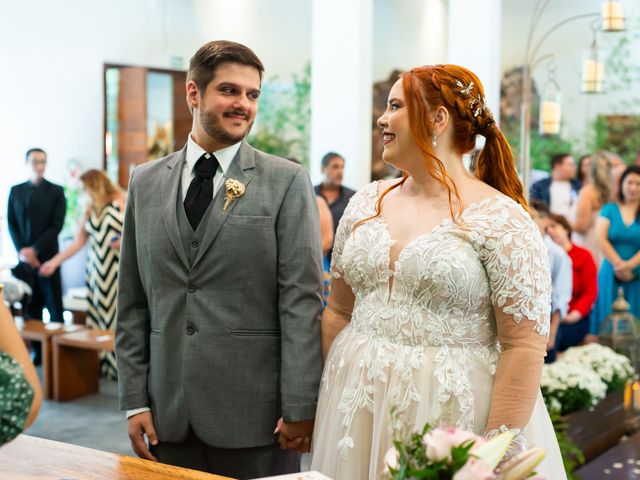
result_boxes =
[192,141,255,268]
[161,147,190,270]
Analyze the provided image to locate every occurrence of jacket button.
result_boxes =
[186,325,195,335]
[187,284,196,293]
[191,241,199,248]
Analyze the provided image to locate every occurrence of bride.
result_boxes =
[310,64,566,479]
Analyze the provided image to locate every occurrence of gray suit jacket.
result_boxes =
[115,141,324,448]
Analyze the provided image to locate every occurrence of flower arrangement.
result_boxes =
[560,344,636,393]
[540,361,607,415]
[384,422,545,480]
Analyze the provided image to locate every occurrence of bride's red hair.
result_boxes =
[359,64,527,228]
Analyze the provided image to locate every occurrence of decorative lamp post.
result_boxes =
[519,0,625,197]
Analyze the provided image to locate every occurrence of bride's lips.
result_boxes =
[382,131,395,145]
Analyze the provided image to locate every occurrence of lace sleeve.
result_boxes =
[479,201,551,436]
[0,352,34,445]
[330,183,377,279]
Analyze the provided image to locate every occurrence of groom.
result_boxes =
[115,40,323,479]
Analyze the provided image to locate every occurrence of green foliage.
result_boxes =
[549,411,585,479]
[542,384,596,416]
[62,184,81,239]
[504,125,574,173]
[248,62,311,168]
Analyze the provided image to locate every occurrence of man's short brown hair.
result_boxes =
[187,40,264,92]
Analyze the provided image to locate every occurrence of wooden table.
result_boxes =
[0,435,233,479]
[53,329,115,401]
[575,430,640,479]
[16,320,87,399]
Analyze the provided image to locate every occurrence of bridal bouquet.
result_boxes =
[384,422,545,480]
[540,361,607,415]
[560,344,635,392]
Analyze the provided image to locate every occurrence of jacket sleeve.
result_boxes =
[115,169,151,410]
[571,250,598,317]
[7,187,25,251]
[32,185,66,256]
[277,169,324,422]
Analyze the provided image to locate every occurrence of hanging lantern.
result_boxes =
[582,37,605,94]
[599,287,640,370]
[601,0,625,32]
[539,77,562,135]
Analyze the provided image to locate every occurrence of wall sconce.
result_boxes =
[601,0,625,32]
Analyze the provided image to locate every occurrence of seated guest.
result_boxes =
[0,299,41,445]
[546,214,597,351]
[530,201,573,363]
[530,153,580,218]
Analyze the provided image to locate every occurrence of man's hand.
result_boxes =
[39,260,58,277]
[274,417,314,453]
[19,247,40,269]
[128,411,159,461]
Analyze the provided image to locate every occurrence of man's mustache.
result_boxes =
[224,110,249,120]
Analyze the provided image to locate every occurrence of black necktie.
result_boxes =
[184,152,219,230]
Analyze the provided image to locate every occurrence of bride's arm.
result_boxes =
[321,277,354,361]
[480,204,552,452]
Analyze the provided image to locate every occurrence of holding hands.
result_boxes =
[275,417,314,453]
[614,260,636,282]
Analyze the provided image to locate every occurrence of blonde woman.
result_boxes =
[40,169,125,378]
[572,151,613,268]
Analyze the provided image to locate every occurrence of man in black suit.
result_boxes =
[7,148,66,331]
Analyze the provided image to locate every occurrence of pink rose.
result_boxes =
[453,457,496,480]
[423,427,482,462]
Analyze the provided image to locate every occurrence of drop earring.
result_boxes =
[432,134,437,147]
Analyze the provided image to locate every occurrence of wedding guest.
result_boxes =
[314,152,356,244]
[0,300,41,445]
[7,148,66,334]
[530,153,580,218]
[546,214,597,351]
[591,166,640,336]
[40,170,125,378]
[530,200,573,363]
[572,151,613,268]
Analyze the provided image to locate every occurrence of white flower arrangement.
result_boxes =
[560,344,636,392]
[541,361,607,415]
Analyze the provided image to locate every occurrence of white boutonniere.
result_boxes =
[223,179,246,211]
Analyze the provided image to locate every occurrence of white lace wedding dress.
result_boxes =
[311,182,566,479]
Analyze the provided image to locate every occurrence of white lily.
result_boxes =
[498,447,545,480]
[470,431,514,470]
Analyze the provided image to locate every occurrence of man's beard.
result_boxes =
[199,109,253,145]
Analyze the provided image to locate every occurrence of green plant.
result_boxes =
[249,62,311,168]
[550,411,585,479]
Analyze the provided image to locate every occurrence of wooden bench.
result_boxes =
[575,430,640,479]
[16,319,87,400]
[52,329,115,401]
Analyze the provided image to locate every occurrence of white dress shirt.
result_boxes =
[181,134,241,200]
[549,180,575,218]
[126,135,241,420]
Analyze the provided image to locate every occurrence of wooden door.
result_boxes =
[117,67,147,189]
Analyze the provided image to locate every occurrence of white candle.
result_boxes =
[540,100,561,134]
[582,58,605,93]
[602,1,625,31]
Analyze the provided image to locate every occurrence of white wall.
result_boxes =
[373,0,448,82]
[0,0,311,258]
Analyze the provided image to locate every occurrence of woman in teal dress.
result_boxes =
[0,299,41,445]
[591,166,640,334]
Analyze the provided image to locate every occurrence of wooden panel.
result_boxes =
[118,67,148,189]
[54,329,115,351]
[0,435,234,479]
[172,71,191,151]
[575,430,640,479]
[53,342,99,401]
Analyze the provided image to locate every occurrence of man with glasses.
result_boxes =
[7,148,66,361]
